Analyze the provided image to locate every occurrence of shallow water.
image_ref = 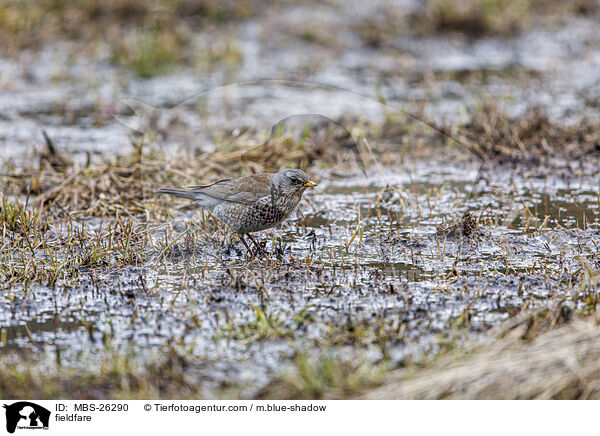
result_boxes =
[1,155,598,395]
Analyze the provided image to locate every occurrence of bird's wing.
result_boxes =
[187,173,273,205]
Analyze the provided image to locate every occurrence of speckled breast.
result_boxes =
[212,195,299,234]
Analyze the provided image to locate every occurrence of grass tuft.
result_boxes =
[111,26,189,77]
[255,353,388,399]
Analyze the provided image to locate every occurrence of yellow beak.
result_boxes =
[303,180,317,187]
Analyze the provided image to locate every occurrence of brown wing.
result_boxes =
[187,173,273,205]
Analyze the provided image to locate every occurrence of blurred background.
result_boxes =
[1,0,599,161]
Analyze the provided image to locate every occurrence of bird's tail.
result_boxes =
[156,187,198,201]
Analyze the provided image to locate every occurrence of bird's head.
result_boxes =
[272,168,317,196]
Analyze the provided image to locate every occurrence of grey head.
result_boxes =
[270,168,317,209]
[271,169,317,194]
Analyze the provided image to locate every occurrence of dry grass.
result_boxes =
[436,211,480,239]
[0,346,211,399]
[457,105,600,162]
[355,0,600,46]
[411,0,598,37]
[111,26,190,78]
[379,103,600,164]
[0,0,258,75]
[0,0,256,49]
[255,354,388,400]
[413,0,531,37]
[358,309,600,399]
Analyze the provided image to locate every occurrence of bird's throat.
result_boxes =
[272,187,302,215]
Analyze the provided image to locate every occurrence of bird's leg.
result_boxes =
[246,234,267,256]
[238,234,254,261]
[238,234,251,251]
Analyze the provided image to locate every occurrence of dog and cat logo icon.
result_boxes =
[2,402,50,433]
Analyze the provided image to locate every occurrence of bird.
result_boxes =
[156,168,317,254]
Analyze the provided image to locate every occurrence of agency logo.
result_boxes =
[2,402,50,434]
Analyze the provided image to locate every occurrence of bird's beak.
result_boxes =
[303,180,317,187]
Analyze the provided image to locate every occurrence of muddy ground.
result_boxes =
[1,0,599,399]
